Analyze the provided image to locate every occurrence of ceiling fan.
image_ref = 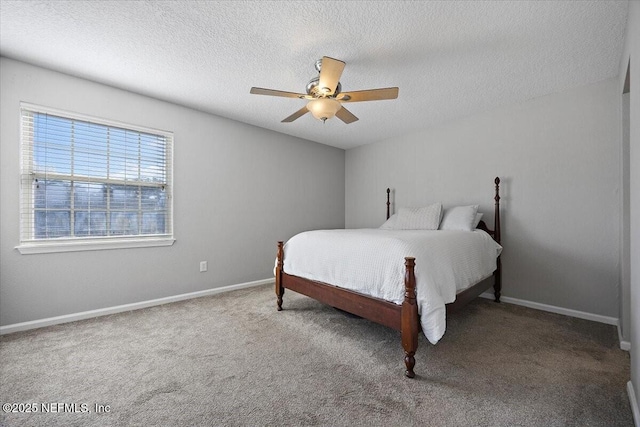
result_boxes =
[250,56,399,124]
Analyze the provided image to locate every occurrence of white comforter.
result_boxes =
[280,229,502,344]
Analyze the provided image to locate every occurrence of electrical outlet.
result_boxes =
[199,261,208,272]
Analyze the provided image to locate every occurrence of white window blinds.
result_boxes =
[19,104,173,249]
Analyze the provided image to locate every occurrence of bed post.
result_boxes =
[386,188,391,220]
[276,241,285,311]
[493,177,502,303]
[401,257,419,378]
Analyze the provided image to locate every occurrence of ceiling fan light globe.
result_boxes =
[307,98,342,122]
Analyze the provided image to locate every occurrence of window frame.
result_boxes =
[16,103,175,254]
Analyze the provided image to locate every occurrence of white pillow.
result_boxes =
[473,213,484,229]
[379,213,398,229]
[439,205,479,231]
[395,203,443,230]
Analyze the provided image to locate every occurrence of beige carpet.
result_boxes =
[0,283,633,426]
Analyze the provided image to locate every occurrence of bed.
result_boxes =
[275,177,502,378]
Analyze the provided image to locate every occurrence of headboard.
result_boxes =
[386,177,501,245]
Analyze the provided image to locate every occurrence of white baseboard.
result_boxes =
[0,278,273,335]
[629,381,640,427]
[618,321,631,351]
[480,293,618,325]
[480,293,631,351]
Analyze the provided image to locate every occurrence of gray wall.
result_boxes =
[0,58,345,326]
[621,92,631,343]
[346,78,621,319]
[619,0,640,417]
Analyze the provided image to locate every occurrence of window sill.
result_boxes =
[16,237,175,254]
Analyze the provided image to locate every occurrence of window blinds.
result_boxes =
[20,104,173,244]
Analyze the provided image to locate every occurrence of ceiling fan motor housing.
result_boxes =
[306,77,342,97]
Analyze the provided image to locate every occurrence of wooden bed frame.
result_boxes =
[275,177,502,378]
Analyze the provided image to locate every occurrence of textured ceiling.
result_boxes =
[0,1,629,150]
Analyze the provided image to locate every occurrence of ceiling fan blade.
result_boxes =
[337,87,399,102]
[281,106,309,123]
[250,87,308,99]
[335,105,359,124]
[318,57,345,96]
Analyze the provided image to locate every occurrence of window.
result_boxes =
[18,103,174,254]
